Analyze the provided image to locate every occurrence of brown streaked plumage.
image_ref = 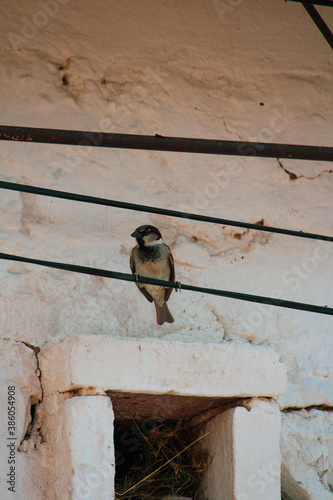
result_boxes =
[130,225,175,325]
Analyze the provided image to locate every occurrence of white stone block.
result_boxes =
[43,395,115,500]
[201,399,281,500]
[39,335,286,399]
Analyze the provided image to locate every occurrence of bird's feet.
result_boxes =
[135,274,141,284]
[175,281,182,293]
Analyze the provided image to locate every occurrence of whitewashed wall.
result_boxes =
[0,0,332,498]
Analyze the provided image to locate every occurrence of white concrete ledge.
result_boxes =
[39,335,286,399]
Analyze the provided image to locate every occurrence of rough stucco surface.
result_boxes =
[0,0,332,405]
[0,0,332,497]
[0,340,45,500]
[281,409,333,500]
[0,340,41,443]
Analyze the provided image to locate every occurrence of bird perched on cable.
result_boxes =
[130,225,175,325]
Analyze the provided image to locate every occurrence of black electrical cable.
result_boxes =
[302,2,333,49]
[0,125,332,161]
[1,181,332,243]
[0,251,332,316]
[287,0,333,7]
[286,0,333,49]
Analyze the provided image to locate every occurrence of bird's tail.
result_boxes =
[154,301,174,325]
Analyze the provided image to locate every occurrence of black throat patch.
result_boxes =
[138,244,162,262]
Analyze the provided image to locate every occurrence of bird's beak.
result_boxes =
[131,230,141,238]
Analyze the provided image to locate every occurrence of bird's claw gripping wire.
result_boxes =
[175,281,182,293]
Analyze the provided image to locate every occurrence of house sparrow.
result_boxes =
[130,225,175,325]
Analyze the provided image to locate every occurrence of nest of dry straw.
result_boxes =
[115,419,208,500]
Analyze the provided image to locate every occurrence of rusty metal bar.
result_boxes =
[0,125,332,161]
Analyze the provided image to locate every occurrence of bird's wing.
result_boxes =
[129,250,136,275]
[130,248,154,303]
[138,286,154,303]
[164,251,175,302]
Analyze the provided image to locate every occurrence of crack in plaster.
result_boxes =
[277,158,333,181]
[24,344,44,447]
[193,106,247,141]
[58,387,107,398]
[189,397,275,429]
[282,404,333,413]
[0,338,42,399]
[0,338,44,448]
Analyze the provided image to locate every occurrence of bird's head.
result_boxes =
[131,225,163,247]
